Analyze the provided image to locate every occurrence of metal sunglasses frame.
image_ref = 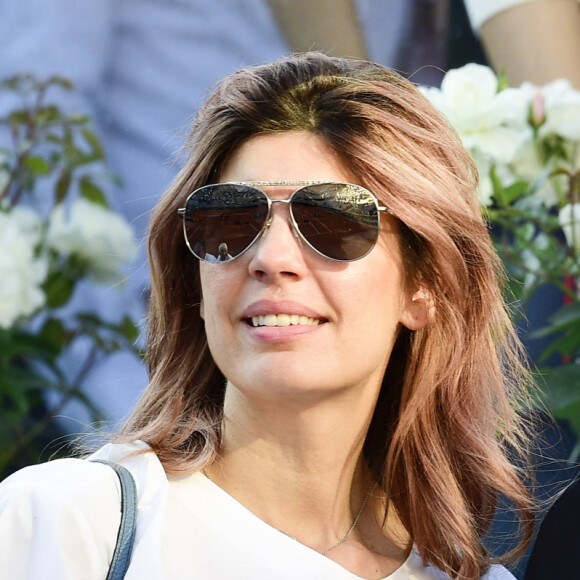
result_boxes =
[177,180,388,262]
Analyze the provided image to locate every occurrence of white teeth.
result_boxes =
[250,314,320,327]
[276,314,290,326]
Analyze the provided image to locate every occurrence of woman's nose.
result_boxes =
[247,206,308,281]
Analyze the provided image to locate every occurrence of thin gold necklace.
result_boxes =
[202,467,375,554]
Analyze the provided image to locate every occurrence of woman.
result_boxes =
[0,52,535,579]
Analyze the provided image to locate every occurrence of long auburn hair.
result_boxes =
[118,52,535,578]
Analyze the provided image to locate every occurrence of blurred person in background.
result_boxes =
[463,0,580,88]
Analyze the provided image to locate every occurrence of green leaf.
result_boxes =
[539,364,580,411]
[23,156,51,175]
[69,153,101,168]
[46,133,63,145]
[39,318,68,357]
[43,271,75,308]
[502,181,530,205]
[0,363,58,393]
[536,365,580,439]
[45,75,74,91]
[516,221,536,242]
[531,303,580,338]
[81,129,105,160]
[539,331,580,361]
[55,170,72,203]
[35,105,61,124]
[490,166,507,207]
[77,313,102,327]
[547,302,580,328]
[0,330,57,362]
[553,400,580,442]
[497,69,510,92]
[66,113,90,125]
[119,316,139,342]
[0,374,30,415]
[0,75,28,90]
[7,110,30,125]
[79,177,108,207]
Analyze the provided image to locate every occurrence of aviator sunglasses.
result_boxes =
[177,181,388,263]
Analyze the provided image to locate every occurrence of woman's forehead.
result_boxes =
[218,132,358,184]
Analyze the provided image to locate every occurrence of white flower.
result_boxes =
[47,198,138,284]
[439,64,500,126]
[510,140,561,207]
[425,64,530,165]
[536,79,580,141]
[0,207,49,329]
[559,203,580,254]
[467,149,494,206]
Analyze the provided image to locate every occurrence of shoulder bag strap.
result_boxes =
[91,459,138,580]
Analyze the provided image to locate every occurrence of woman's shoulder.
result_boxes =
[0,441,154,530]
[0,441,164,578]
[0,440,158,496]
[0,448,124,578]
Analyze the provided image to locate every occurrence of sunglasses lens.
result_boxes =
[183,184,268,261]
[291,184,380,260]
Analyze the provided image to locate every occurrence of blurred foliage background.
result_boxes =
[0,75,142,478]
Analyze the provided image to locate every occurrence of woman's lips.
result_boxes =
[242,300,326,323]
[241,301,326,342]
[245,321,323,342]
[249,314,320,327]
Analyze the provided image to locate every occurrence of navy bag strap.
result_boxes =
[91,459,138,580]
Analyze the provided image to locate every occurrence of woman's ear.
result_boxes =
[400,286,435,331]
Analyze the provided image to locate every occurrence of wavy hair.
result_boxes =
[117,52,535,578]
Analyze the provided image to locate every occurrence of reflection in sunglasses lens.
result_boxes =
[292,185,379,260]
[185,185,268,261]
[183,183,380,262]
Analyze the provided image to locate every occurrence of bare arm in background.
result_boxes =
[477,0,580,87]
[267,0,368,58]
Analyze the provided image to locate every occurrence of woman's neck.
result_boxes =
[204,384,410,579]
[221,382,371,493]
[207,384,383,550]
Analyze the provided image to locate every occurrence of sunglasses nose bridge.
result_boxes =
[260,198,298,239]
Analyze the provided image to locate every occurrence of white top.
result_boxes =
[0,442,516,579]
[463,0,570,32]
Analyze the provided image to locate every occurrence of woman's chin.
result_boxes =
[226,372,344,403]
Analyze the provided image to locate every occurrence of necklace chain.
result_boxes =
[202,467,375,555]
[320,479,374,554]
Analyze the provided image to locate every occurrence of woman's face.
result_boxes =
[199,132,429,402]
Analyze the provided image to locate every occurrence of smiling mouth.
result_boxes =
[248,314,322,327]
